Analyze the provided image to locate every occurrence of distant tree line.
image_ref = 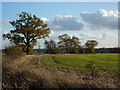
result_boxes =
[95,48,120,53]
[44,34,98,54]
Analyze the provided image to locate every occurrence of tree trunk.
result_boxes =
[26,32,29,55]
[26,46,29,55]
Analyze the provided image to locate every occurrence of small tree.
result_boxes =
[57,34,70,53]
[85,40,98,54]
[67,36,81,54]
[44,40,59,54]
[3,12,50,54]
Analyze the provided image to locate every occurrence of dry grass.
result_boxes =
[2,54,119,89]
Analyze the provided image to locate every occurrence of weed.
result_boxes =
[85,61,98,77]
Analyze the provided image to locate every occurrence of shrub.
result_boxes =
[85,61,98,77]
[4,45,23,58]
[39,52,44,54]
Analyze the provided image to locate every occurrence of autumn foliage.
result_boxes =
[3,12,50,54]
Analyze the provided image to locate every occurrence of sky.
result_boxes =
[1,2,119,49]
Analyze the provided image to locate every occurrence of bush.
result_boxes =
[4,45,23,58]
[39,52,44,54]
[85,61,98,77]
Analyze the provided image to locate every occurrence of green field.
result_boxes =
[41,54,119,72]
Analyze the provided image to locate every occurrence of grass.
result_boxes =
[41,54,118,72]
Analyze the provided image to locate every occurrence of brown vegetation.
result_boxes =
[2,54,119,89]
[3,45,23,59]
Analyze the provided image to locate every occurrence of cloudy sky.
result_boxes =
[1,2,118,49]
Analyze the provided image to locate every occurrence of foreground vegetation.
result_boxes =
[2,54,119,88]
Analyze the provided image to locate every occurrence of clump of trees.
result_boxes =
[44,34,98,54]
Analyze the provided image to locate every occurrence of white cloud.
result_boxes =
[66,33,83,39]
[96,34,103,39]
[102,32,118,39]
[80,32,118,40]
[80,9,119,30]
[49,30,55,36]
[82,33,96,39]
[41,17,50,22]
[52,15,84,30]
[42,15,84,31]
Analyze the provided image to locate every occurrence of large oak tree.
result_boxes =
[3,12,50,54]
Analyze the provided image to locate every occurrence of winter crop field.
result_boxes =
[41,54,118,72]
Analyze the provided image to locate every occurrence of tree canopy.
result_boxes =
[57,34,81,54]
[3,12,50,54]
[44,39,59,54]
[85,40,98,53]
